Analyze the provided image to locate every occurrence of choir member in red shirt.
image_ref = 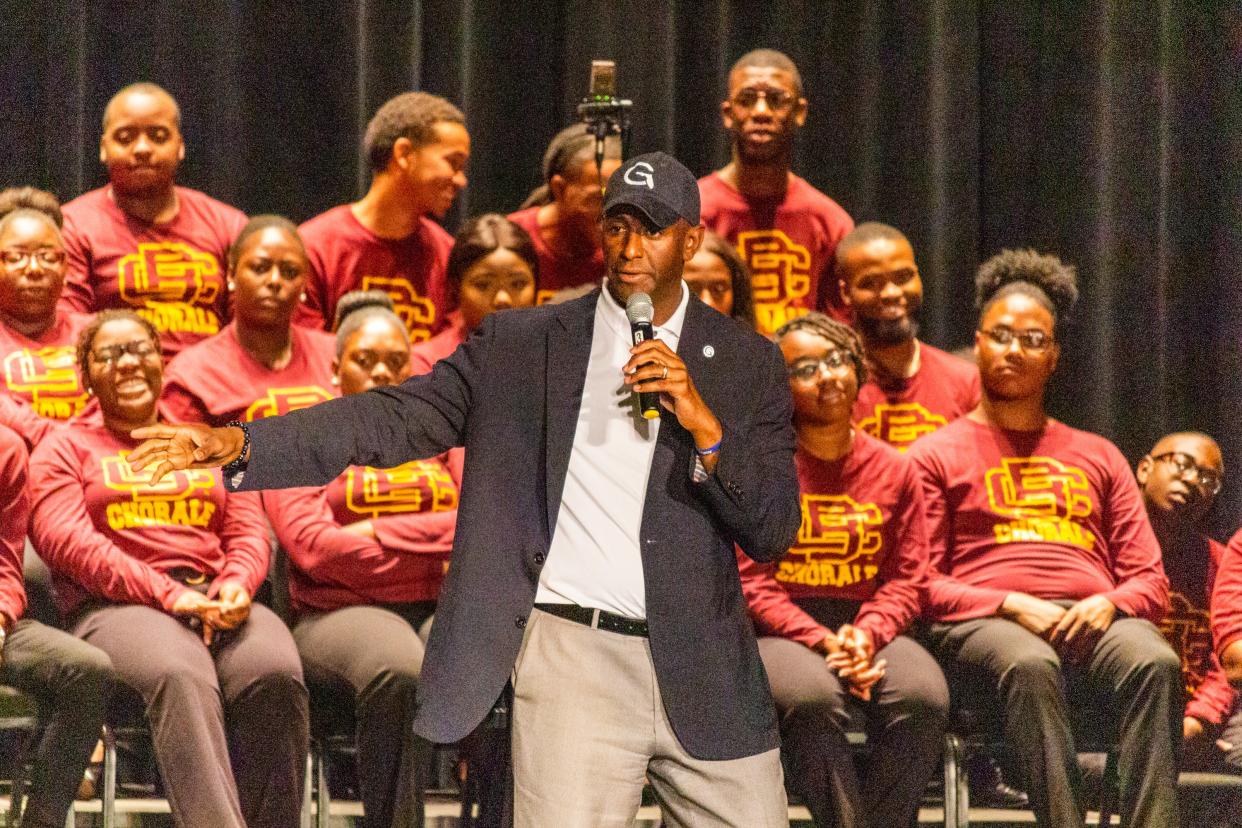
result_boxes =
[59,84,247,357]
[739,312,945,828]
[264,291,459,827]
[1214,534,1242,731]
[0,188,91,430]
[910,250,1180,827]
[0,421,113,828]
[296,92,468,341]
[27,310,308,828]
[683,231,756,329]
[409,214,538,375]
[508,124,620,304]
[839,223,980,452]
[162,215,336,425]
[700,49,854,333]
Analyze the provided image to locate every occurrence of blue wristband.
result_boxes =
[695,438,722,457]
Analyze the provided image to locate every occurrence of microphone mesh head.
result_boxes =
[625,292,654,325]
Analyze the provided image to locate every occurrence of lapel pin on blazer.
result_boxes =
[702,345,715,358]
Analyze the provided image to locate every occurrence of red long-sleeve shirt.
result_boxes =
[59,186,246,357]
[0,394,58,450]
[737,432,928,652]
[508,206,603,304]
[27,419,270,618]
[698,172,854,332]
[1212,530,1242,672]
[161,322,336,426]
[294,205,453,342]
[908,417,1168,623]
[409,312,468,376]
[264,454,460,613]
[1156,532,1236,724]
[0,425,29,626]
[852,342,980,452]
[0,311,91,423]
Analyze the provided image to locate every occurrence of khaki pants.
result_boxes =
[511,608,786,828]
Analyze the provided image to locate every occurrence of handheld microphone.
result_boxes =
[625,293,661,420]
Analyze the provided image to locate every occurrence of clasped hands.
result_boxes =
[1000,592,1117,663]
[822,624,886,701]
[170,580,252,646]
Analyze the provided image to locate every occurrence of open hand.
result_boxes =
[128,424,247,485]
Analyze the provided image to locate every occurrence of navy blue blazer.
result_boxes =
[238,289,800,760]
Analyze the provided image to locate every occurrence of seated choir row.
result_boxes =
[0,58,1238,828]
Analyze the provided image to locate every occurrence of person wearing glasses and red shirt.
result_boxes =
[699,49,853,333]
[909,249,1181,827]
[738,311,947,828]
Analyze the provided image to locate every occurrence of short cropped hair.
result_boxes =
[730,49,803,96]
[363,92,466,173]
[102,82,181,132]
[834,222,911,269]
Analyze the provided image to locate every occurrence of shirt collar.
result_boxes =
[597,281,689,347]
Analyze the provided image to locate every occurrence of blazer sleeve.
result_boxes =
[235,312,489,492]
[692,341,800,563]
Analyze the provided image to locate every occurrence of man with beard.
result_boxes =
[60,83,247,358]
[839,223,979,453]
[1135,432,1240,825]
[699,49,853,333]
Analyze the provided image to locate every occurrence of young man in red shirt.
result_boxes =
[60,83,247,357]
[840,223,979,452]
[700,49,854,333]
[296,92,468,342]
[910,249,1180,827]
[508,124,620,304]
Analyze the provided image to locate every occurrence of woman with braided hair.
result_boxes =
[909,249,1180,827]
[738,310,947,828]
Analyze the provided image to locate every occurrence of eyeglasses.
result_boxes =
[981,325,1054,353]
[1,248,66,269]
[731,88,795,112]
[90,339,159,367]
[787,350,850,381]
[1151,451,1223,496]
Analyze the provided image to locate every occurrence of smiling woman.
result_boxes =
[161,215,338,426]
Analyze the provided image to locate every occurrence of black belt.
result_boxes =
[533,603,649,637]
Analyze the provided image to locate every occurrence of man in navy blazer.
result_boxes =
[131,153,801,826]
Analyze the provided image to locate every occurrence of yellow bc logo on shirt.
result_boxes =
[344,460,458,518]
[737,230,812,334]
[360,276,436,343]
[857,403,947,451]
[101,452,217,530]
[776,494,883,588]
[244,386,334,421]
[3,346,88,419]
[1160,592,1213,697]
[984,457,1096,550]
[117,243,222,335]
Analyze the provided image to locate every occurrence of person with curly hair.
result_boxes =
[909,249,1181,827]
[29,309,308,828]
[296,92,469,340]
[739,311,946,827]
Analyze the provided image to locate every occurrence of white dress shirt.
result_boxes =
[534,283,690,618]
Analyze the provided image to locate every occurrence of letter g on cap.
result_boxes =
[624,161,655,189]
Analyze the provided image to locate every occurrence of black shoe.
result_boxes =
[968,755,1029,809]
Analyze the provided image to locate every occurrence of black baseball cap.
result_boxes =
[602,151,701,231]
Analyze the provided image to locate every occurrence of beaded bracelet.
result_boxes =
[221,420,251,479]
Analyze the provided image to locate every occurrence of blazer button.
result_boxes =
[515,616,527,630]
[534,552,546,565]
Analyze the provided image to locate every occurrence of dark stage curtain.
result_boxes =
[4,1,1241,530]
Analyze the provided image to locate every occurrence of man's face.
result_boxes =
[841,237,923,345]
[553,156,622,233]
[1137,434,1223,526]
[720,66,806,164]
[601,211,702,314]
[398,121,470,218]
[100,91,184,196]
[974,294,1059,403]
